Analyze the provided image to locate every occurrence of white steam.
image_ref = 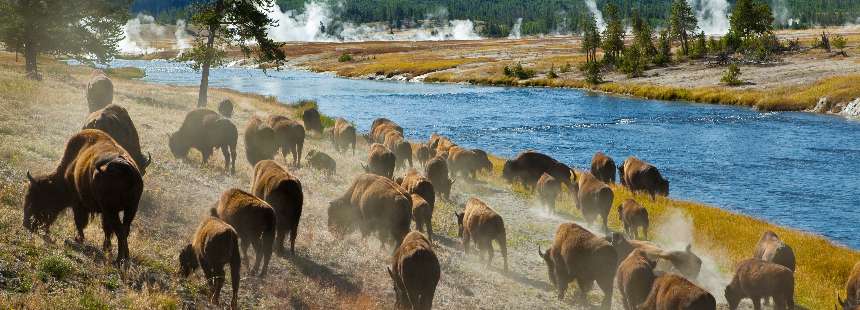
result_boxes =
[583,0,606,32]
[772,0,791,26]
[508,18,523,39]
[118,14,191,55]
[688,0,730,35]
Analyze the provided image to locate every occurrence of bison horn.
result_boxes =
[685,244,692,253]
[143,152,152,168]
[26,171,34,183]
[537,245,542,257]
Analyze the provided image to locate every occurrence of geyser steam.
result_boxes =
[583,0,606,32]
[688,0,730,35]
[118,14,191,55]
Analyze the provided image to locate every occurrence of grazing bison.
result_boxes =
[384,131,413,169]
[301,107,323,134]
[415,143,435,167]
[169,109,238,174]
[618,156,669,199]
[409,194,433,243]
[839,262,860,310]
[753,230,796,272]
[576,172,614,232]
[179,217,241,309]
[447,146,481,180]
[244,115,277,166]
[23,129,143,263]
[638,274,716,310]
[425,155,454,200]
[328,174,412,249]
[590,152,616,183]
[218,99,234,118]
[86,71,113,112]
[266,115,305,167]
[472,149,493,173]
[331,118,357,154]
[306,149,336,176]
[502,151,574,190]
[606,233,703,281]
[725,259,794,310]
[387,231,440,310]
[538,223,615,308]
[212,189,276,277]
[617,249,656,310]
[536,173,561,212]
[456,198,508,271]
[251,160,303,255]
[82,104,151,175]
[617,199,649,240]
[364,143,396,179]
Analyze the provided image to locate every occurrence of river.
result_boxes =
[113,59,860,248]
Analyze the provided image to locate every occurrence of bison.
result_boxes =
[251,160,303,255]
[306,149,336,176]
[425,155,454,200]
[331,118,357,154]
[23,129,143,263]
[179,217,241,309]
[472,149,493,173]
[576,172,614,232]
[86,71,113,112]
[414,143,435,167]
[536,173,561,213]
[605,233,703,281]
[169,109,238,174]
[538,223,615,308]
[839,262,860,310]
[617,199,649,240]
[387,231,440,310]
[364,143,396,179]
[638,274,716,310]
[371,118,404,143]
[82,104,151,175]
[590,152,616,183]
[455,198,508,271]
[753,230,796,272]
[266,115,305,167]
[384,131,413,169]
[617,249,656,310]
[328,174,412,249]
[618,156,669,199]
[447,146,481,180]
[409,193,433,243]
[502,151,575,190]
[428,133,456,154]
[244,115,277,166]
[218,99,234,118]
[725,259,795,310]
[301,107,323,135]
[212,189,276,277]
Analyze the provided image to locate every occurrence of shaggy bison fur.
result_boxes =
[244,115,277,166]
[502,151,574,190]
[86,71,113,112]
[616,249,656,310]
[251,160,303,255]
[455,198,508,271]
[839,262,860,310]
[447,146,482,180]
[590,152,616,183]
[753,230,796,272]
[387,231,440,310]
[328,174,412,249]
[638,274,716,310]
[169,109,238,174]
[179,217,241,309]
[619,156,669,199]
[82,104,151,175]
[415,143,435,167]
[425,155,454,200]
[536,173,561,212]
[302,107,323,134]
[538,223,615,308]
[576,172,614,232]
[725,259,795,310]
[409,193,433,243]
[364,143,396,179]
[266,115,306,167]
[218,99,233,118]
[605,233,703,281]
[384,131,413,169]
[617,199,649,240]
[331,118,357,154]
[306,149,337,176]
[212,189,276,277]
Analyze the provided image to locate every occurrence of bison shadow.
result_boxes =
[498,268,552,292]
[63,239,107,264]
[285,252,361,295]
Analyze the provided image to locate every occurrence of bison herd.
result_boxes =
[19,71,860,309]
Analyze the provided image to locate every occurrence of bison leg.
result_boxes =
[289,224,298,255]
[483,239,494,265]
[497,236,508,272]
[425,218,433,244]
[250,239,263,276]
[100,213,115,252]
[211,265,226,306]
[229,247,241,310]
[575,278,592,304]
[201,148,213,166]
[275,223,287,255]
[72,206,89,244]
[104,212,129,264]
[220,146,231,174]
[751,296,762,310]
[597,275,614,309]
[240,239,251,269]
[462,231,471,256]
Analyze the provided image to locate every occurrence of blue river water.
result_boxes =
[113,59,860,248]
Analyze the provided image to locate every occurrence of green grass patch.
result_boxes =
[38,254,75,281]
[105,67,146,80]
[291,99,336,128]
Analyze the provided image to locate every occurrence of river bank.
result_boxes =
[0,52,857,309]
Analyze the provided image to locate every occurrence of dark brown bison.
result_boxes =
[179,217,241,309]
[266,115,305,167]
[753,230,796,272]
[839,262,860,310]
[409,193,433,243]
[244,115,277,166]
[384,131,413,169]
[538,223,615,308]
[331,118,357,154]
[306,149,336,176]
[617,199,649,240]
[425,155,454,200]
[428,133,456,154]
[619,156,669,199]
[212,189,276,277]
[387,231,440,310]
[725,259,794,310]
[301,107,323,134]
[617,249,656,310]
[536,173,561,212]
[472,149,493,173]
[415,143,435,167]
[82,104,151,175]
[251,160,303,255]
[169,109,237,174]
[502,151,575,190]
[328,174,412,248]
[576,172,614,232]
[455,198,508,271]
[364,143,396,179]
[447,146,482,180]
[605,233,703,281]
[218,99,233,118]
[23,129,143,263]
[590,152,616,183]
[638,274,716,310]
[87,71,113,112]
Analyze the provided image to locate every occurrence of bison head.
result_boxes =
[838,294,860,310]
[454,212,465,237]
[22,172,69,233]
[656,178,670,197]
[665,244,702,280]
[604,232,634,259]
[168,133,190,159]
[724,283,741,310]
[327,198,356,237]
[537,245,556,287]
[501,160,515,181]
[178,244,198,277]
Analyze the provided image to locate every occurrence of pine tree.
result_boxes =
[654,29,673,66]
[581,13,601,63]
[730,0,775,39]
[601,3,624,64]
[669,0,698,56]
[631,9,656,60]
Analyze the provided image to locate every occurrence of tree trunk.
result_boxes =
[197,28,216,108]
[24,40,39,80]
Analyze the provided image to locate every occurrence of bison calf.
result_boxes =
[425,155,454,200]
[328,174,412,249]
[388,231,440,310]
[456,198,508,271]
[251,160,303,255]
[539,223,615,308]
[306,149,337,176]
[617,249,656,310]
[725,259,795,310]
[244,115,277,166]
[179,217,241,309]
[410,193,433,243]
[536,173,561,213]
[618,199,649,240]
[639,274,715,310]
[331,118,357,154]
[87,71,113,112]
[212,189,276,277]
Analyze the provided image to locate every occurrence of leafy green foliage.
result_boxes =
[601,3,624,64]
[631,9,656,60]
[581,13,601,63]
[730,0,774,39]
[654,29,673,66]
[691,32,707,59]
[721,64,743,86]
[338,53,354,62]
[620,45,646,78]
[669,0,697,56]
[38,255,75,281]
[547,64,559,79]
[579,60,603,84]
[832,35,847,54]
[503,63,535,80]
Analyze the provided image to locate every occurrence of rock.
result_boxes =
[809,97,833,113]
[840,98,860,118]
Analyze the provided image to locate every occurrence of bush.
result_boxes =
[503,63,535,80]
[579,61,603,84]
[560,62,572,73]
[832,35,847,54]
[721,64,743,86]
[338,53,353,62]
[38,255,74,281]
[620,46,646,78]
[547,64,559,79]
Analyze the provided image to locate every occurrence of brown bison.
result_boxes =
[839,262,860,310]
[447,146,482,180]
[387,231,440,310]
[415,143,435,167]
[23,130,143,263]
[638,274,716,310]
[455,198,508,271]
[82,104,151,175]
[409,193,433,243]
[428,133,456,154]
[328,174,412,249]
[371,118,404,143]
[251,160,303,255]
[536,173,561,212]
[590,152,616,183]
[331,118,357,154]
[502,151,575,190]
[618,156,669,199]
[617,199,649,240]
[212,189,276,277]
[725,259,795,310]
[364,143,396,179]
[301,107,323,134]
[169,109,238,174]
[179,217,241,309]
[266,115,305,167]
[472,149,493,173]
[576,172,614,232]
[86,71,113,112]
[384,131,413,169]
[244,115,277,166]
[399,168,436,211]
[605,233,703,281]
[306,149,336,176]
[218,99,234,118]
[538,223,615,308]
[753,230,796,272]
[425,155,454,200]
[617,249,656,310]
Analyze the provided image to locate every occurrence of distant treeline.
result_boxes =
[129,0,860,36]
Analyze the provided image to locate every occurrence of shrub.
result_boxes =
[721,64,743,86]
[579,60,603,84]
[503,63,535,80]
[832,35,847,55]
[620,46,646,78]
[560,62,572,73]
[38,255,74,281]
[547,64,559,79]
[338,53,353,62]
